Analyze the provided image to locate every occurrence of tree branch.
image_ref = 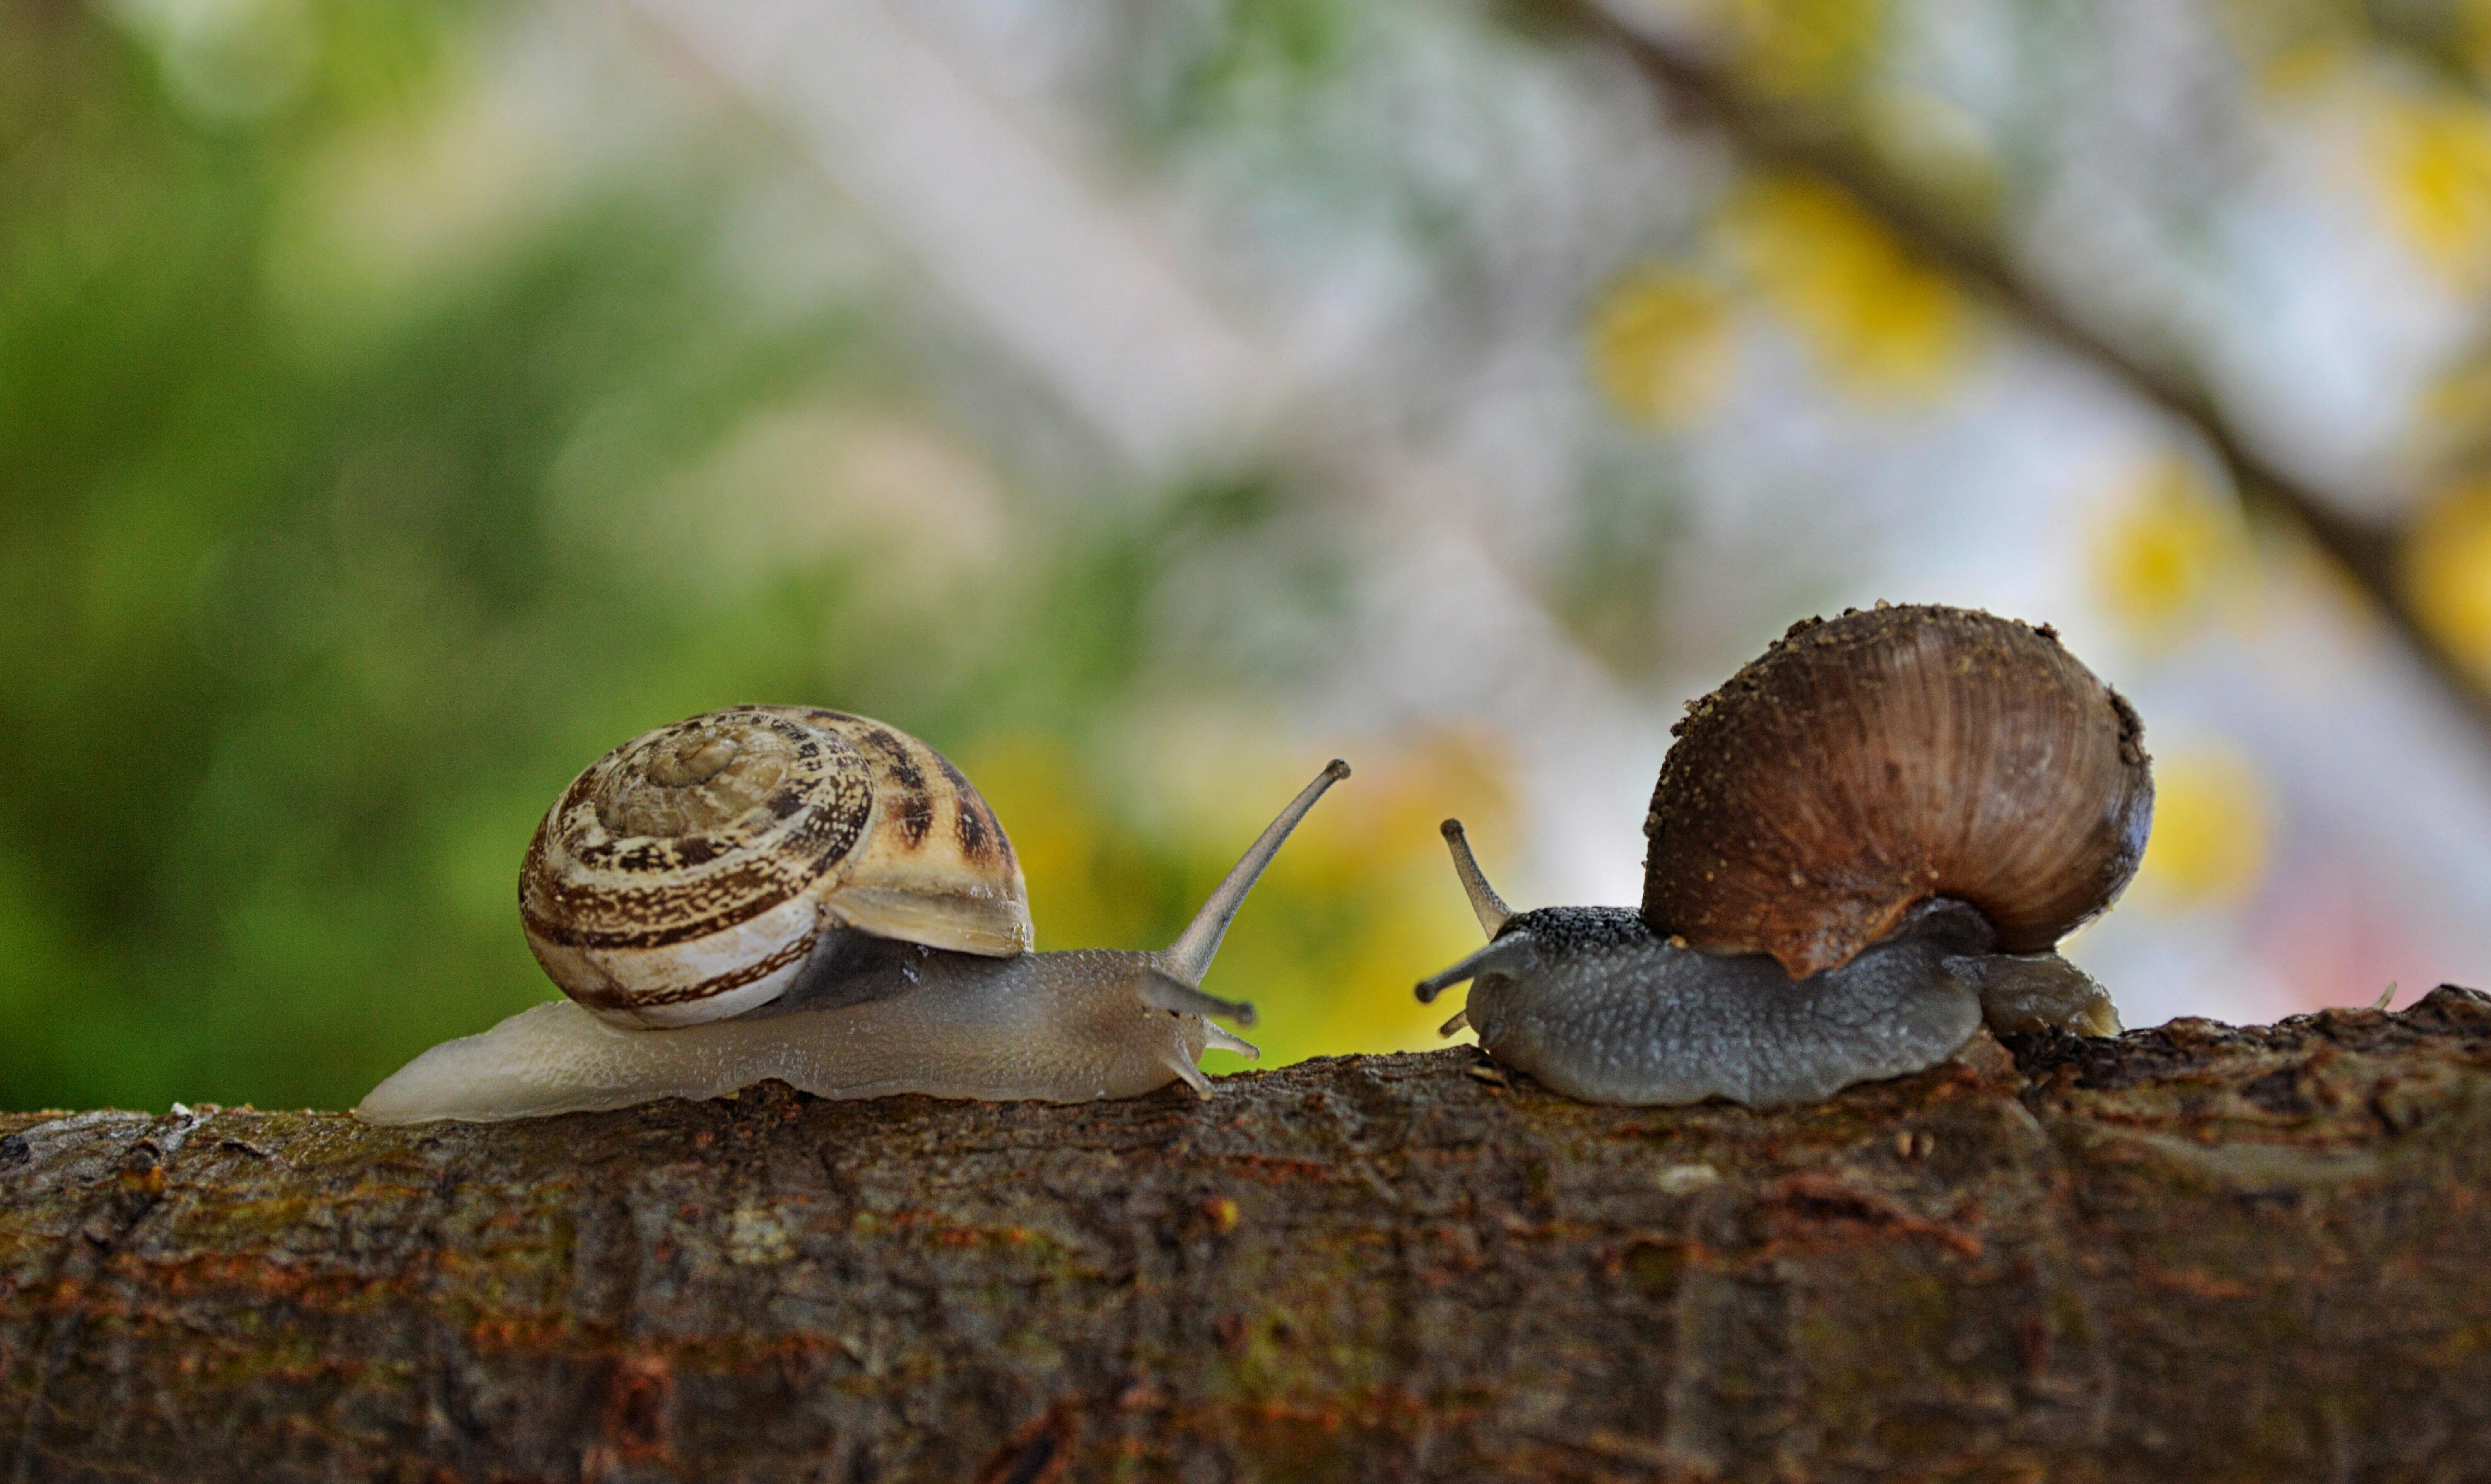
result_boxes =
[6,988,2491,1481]
[1546,0,2491,744]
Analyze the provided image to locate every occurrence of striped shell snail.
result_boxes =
[1417,605,2149,1108]
[357,707,1347,1122]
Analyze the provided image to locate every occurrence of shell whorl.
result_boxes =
[520,707,1031,1028]
[1640,605,2153,980]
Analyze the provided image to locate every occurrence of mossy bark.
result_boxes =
[6,987,2491,1483]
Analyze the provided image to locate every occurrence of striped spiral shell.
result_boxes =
[520,707,1031,1029]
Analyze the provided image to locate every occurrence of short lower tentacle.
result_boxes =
[1415,933,1540,1004]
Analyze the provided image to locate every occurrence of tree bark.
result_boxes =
[5,986,2491,1483]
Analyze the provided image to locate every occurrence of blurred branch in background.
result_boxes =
[634,0,1290,482]
[2364,0,2491,101]
[1549,0,2491,747]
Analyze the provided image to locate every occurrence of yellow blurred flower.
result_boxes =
[2093,456,2249,637]
[2376,93,2491,289]
[957,731,1512,1069]
[1588,266,1737,427]
[1717,176,1974,396]
[2407,481,2491,684]
[1174,734,1514,1065]
[2133,745,2274,911]
[950,735,1155,957]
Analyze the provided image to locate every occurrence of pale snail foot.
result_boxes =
[357,1001,691,1124]
[351,997,988,1124]
[355,949,1262,1124]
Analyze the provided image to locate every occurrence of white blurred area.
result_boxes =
[280,0,2491,1029]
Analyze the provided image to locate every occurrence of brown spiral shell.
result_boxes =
[1640,605,2153,979]
[520,707,1030,1028]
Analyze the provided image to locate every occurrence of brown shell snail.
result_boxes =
[1417,605,2149,1107]
[357,706,1347,1122]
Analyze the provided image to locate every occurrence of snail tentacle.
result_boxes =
[1414,933,1540,1004]
[1202,1022,1261,1059]
[1161,759,1349,984]
[1439,819,1512,935]
[1137,967,1255,1027]
[1163,1053,1216,1099]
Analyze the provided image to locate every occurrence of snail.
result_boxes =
[1416,604,2146,1108]
[357,706,1348,1123]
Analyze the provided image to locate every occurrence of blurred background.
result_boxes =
[7,0,2491,1113]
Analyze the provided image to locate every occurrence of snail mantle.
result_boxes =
[7,987,2491,1483]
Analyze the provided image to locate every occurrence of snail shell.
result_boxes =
[1419,603,2142,1108]
[520,706,1030,1029]
[1641,604,2152,978]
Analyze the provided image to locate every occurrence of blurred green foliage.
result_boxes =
[0,2,1489,1112]
[2,1,830,1109]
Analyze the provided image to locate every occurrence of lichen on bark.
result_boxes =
[6,987,2491,1482]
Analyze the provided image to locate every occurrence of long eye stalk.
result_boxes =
[1138,967,1256,1026]
[1439,819,1511,935]
[1158,759,1350,985]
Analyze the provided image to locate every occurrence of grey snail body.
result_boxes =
[358,706,1345,1123]
[1418,605,2144,1109]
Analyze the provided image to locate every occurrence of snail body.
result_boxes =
[359,706,1346,1123]
[356,940,1258,1121]
[1419,605,2143,1108]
